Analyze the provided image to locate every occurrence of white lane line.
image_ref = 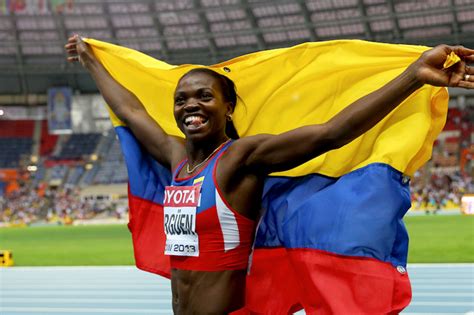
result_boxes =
[0,266,137,271]
[0,307,170,314]
[412,278,474,285]
[413,293,474,297]
[413,285,474,290]
[407,263,474,271]
[2,283,170,291]
[409,272,474,275]
[2,282,170,286]
[3,278,166,281]
[410,302,474,306]
[2,297,170,304]
[2,283,168,288]
[10,291,473,299]
[409,273,473,276]
[411,276,474,279]
[1,291,170,297]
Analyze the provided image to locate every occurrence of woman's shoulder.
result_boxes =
[219,134,271,171]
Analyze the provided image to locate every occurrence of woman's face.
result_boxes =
[174,72,232,141]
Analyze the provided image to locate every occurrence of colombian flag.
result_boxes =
[85,38,452,314]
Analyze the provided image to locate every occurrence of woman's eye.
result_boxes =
[201,93,212,100]
[175,98,185,105]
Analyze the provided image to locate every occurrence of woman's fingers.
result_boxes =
[66,34,79,46]
[66,56,80,63]
[64,43,75,52]
[452,45,474,57]
[66,56,79,63]
[65,45,78,60]
[462,55,474,63]
[73,36,89,55]
[64,34,83,63]
[455,64,474,88]
[464,65,474,75]
[457,80,474,89]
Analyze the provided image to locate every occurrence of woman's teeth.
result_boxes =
[184,116,206,127]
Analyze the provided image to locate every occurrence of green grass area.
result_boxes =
[0,215,473,266]
[0,224,134,266]
[405,215,474,263]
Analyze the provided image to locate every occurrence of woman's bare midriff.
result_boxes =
[171,268,247,315]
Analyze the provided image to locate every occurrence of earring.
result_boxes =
[226,114,232,121]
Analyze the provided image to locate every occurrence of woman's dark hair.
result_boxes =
[179,68,239,139]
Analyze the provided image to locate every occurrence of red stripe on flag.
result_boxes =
[244,248,411,314]
[128,190,170,278]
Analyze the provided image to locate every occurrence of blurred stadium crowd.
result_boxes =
[410,106,474,213]
[0,120,129,226]
[411,171,472,213]
[0,173,129,227]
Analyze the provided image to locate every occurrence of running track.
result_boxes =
[1,264,473,314]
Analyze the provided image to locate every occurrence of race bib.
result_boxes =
[163,185,200,257]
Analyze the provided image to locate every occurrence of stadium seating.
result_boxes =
[64,165,85,186]
[54,134,102,160]
[79,164,100,186]
[0,120,34,138]
[39,120,58,156]
[0,120,35,169]
[32,163,46,185]
[48,165,68,184]
[0,138,33,168]
[93,133,128,184]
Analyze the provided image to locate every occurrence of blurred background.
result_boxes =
[0,0,472,264]
[0,1,472,314]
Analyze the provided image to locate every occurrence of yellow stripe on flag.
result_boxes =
[193,177,205,185]
[85,38,448,177]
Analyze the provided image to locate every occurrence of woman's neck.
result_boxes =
[185,135,230,166]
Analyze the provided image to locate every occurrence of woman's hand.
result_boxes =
[411,45,474,88]
[64,34,96,68]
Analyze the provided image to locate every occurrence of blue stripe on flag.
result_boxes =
[115,126,171,204]
[259,163,411,267]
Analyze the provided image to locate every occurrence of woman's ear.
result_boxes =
[225,102,234,121]
[226,102,234,116]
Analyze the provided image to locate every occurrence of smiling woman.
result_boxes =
[175,68,239,141]
[174,70,233,143]
[65,34,474,315]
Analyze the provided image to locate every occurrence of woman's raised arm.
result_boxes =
[229,45,474,175]
[65,35,184,169]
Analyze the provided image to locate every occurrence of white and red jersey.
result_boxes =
[163,140,256,271]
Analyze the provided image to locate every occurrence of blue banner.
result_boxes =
[47,87,72,135]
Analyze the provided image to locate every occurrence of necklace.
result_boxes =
[185,139,230,174]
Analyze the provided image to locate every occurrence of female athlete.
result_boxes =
[66,34,474,314]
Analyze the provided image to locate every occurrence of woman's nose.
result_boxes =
[183,99,199,111]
